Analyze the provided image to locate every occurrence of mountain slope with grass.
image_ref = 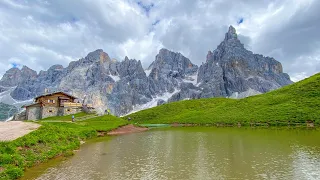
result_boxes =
[126,73,320,126]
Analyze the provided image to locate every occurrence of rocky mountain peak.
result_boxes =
[82,49,107,64]
[21,65,31,71]
[1,67,21,82]
[158,48,171,54]
[88,49,104,56]
[48,64,64,71]
[198,26,292,97]
[224,25,237,41]
[21,65,37,79]
[0,66,37,87]
[206,51,213,62]
[148,48,198,76]
[218,25,244,51]
[1,26,293,117]
[210,26,246,64]
[5,67,20,73]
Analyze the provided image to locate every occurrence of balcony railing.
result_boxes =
[61,102,93,108]
[61,102,82,107]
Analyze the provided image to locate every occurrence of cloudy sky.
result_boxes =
[0,0,319,82]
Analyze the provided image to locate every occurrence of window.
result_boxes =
[67,109,71,112]
[47,99,55,103]
[49,110,53,113]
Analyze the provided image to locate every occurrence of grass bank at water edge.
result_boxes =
[125,73,320,126]
[0,115,127,180]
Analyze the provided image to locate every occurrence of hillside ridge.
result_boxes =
[125,72,320,125]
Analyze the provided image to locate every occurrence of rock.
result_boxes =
[10,64,65,101]
[148,48,198,77]
[108,57,152,115]
[0,66,37,87]
[168,82,201,102]
[0,26,292,116]
[197,25,292,97]
[13,110,26,121]
[147,48,198,96]
[157,99,166,106]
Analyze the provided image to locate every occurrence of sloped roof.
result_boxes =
[34,92,78,100]
[23,103,41,108]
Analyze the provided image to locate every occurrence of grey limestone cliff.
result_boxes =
[0,25,292,116]
[0,66,37,87]
[197,26,292,98]
[148,48,198,95]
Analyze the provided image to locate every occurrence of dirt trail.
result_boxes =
[0,121,41,141]
[107,124,148,135]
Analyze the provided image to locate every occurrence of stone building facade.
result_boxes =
[25,92,88,120]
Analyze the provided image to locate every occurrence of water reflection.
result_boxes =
[24,127,320,180]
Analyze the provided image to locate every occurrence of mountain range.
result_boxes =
[0,26,292,118]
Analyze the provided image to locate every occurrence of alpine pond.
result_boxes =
[23,127,320,180]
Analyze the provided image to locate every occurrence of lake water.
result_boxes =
[23,127,320,180]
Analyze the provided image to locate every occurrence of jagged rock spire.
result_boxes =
[149,48,198,76]
[224,25,238,41]
[0,64,37,87]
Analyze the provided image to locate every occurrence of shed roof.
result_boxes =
[34,92,78,100]
[23,103,41,108]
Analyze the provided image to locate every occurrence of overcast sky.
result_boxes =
[0,0,319,82]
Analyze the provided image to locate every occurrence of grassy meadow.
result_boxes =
[125,73,320,126]
[0,114,127,180]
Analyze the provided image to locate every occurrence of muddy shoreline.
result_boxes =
[107,124,149,135]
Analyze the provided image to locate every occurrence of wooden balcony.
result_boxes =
[61,102,82,107]
[60,102,94,108]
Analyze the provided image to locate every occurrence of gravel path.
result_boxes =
[0,121,41,141]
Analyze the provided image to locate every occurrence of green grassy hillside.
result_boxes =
[125,73,320,126]
[0,103,18,121]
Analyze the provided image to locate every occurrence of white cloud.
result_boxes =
[116,32,163,67]
[289,53,320,81]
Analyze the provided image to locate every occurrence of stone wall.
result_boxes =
[63,107,82,116]
[41,106,59,119]
[26,107,41,120]
[25,106,83,120]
